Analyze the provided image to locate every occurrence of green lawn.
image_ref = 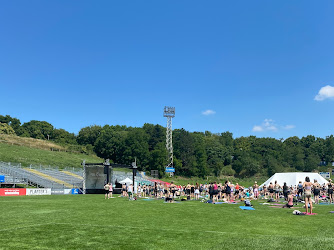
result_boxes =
[0,143,102,168]
[1,195,334,249]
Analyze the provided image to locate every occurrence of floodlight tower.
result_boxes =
[163,106,175,173]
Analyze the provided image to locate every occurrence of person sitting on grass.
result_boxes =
[282,190,294,208]
[303,176,313,214]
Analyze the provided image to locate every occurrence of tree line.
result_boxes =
[1,114,334,178]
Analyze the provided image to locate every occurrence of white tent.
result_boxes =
[119,177,133,185]
[260,172,328,187]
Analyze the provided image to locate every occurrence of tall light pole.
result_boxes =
[163,106,175,176]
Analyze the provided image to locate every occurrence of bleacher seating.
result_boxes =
[0,161,154,190]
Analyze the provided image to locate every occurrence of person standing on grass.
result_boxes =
[303,176,313,214]
[253,181,259,200]
[122,183,127,197]
[262,184,268,199]
[313,180,321,204]
[213,181,218,203]
[127,183,133,200]
[225,181,231,201]
[268,182,274,200]
[190,183,195,199]
[282,182,289,201]
[108,183,113,199]
[327,179,334,204]
[170,181,176,200]
[234,183,240,200]
[194,183,200,200]
[104,183,110,199]
[297,181,303,200]
[274,181,280,202]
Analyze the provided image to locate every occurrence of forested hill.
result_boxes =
[1,114,334,178]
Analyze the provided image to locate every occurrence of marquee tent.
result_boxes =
[260,172,328,187]
[119,178,133,185]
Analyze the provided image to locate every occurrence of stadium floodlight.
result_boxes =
[163,106,175,176]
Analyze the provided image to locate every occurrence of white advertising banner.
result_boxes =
[26,188,51,196]
[64,189,71,194]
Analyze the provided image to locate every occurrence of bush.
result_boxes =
[0,123,16,135]
[221,165,236,176]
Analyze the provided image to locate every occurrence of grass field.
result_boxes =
[1,195,334,249]
[0,143,102,168]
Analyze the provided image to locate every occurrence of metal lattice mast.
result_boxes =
[163,106,175,170]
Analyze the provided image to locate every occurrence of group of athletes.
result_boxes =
[107,177,334,213]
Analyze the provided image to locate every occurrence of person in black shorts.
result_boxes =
[327,179,334,204]
[297,181,303,198]
[104,183,110,199]
[191,184,195,199]
[313,179,321,204]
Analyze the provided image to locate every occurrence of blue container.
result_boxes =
[0,175,5,183]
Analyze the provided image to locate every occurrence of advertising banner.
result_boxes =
[26,188,51,196]
[71,188,82,194]
[0,188,26,196]
[64,189,71,195]
[51,189,65,195]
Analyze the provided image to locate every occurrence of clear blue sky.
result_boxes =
[1,1,334,139]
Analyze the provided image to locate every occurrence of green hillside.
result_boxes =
[0,140,102,168]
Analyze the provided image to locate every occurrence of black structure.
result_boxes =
[82,159,137,194]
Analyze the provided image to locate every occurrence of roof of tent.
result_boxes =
[260,172,328,187]
[119,177,133,184]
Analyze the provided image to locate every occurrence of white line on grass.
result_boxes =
[49,223,334,239]
[0,223,55,232]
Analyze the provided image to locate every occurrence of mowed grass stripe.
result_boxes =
[25,168,73,188]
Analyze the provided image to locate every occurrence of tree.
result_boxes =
[21,120,53,140]
[52,129,77,144]
[94,126,127,163]
[120,128,150,170]
[77,125,102,146]
[173,129,196,176]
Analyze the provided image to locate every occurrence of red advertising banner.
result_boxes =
[0,188,26,196]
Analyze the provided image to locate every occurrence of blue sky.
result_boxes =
[1,1,334,139]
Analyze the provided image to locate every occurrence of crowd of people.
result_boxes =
[106,177,334,213]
